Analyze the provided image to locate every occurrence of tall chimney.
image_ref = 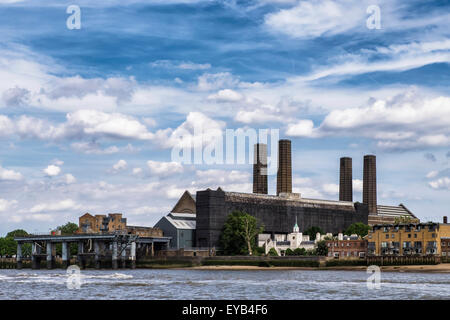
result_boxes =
[253,143,268,194]
[277,139,292,195]
[339,157,353,202]
[363,155,377,214]
[444,216,448,224]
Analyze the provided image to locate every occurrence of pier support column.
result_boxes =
[16,242,23,269]
[46,242,53,269]
[31,242,40,270]
[151,242,154,257]
[121,244,127,268]
[130,241,136,269]
[112,241,118,269]
[77,242,84,269]
[94,241,100,269]
[62,242,69,269]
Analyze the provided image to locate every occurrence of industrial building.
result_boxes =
[195,139,418,248]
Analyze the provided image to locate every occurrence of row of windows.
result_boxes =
[383,233,436,239]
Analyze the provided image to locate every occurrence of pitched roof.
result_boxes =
[376,204,417,219]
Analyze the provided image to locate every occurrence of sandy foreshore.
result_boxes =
[185,263,450,273]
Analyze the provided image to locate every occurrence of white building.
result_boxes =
[259,220,332,256]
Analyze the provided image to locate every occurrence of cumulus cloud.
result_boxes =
[113,159,127,171]
[65,174,76,184]
[197,72,239,91]
[208,89,243,102]
[429,177,450,190]
[286,92,450,150]
[30,199,81,213]
[0,199,18,212]
[147,161,183,176]
[0,165,23,180]
[44,165,61,177]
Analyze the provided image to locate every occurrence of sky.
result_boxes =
[0,0,449,236]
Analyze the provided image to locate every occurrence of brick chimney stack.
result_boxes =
[253,143,268,194]
[277,139,292,196]
[339,157,353,202]
[363,155,377,214]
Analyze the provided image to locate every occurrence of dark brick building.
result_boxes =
[195,188,369,248]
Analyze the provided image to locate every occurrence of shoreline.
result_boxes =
[183,263,450,273]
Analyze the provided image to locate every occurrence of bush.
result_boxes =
[293,248,307,256]
[268,248,278,256]
[285,248,294,256]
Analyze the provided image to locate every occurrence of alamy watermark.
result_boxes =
[170,127,280,175]
[366,5,381,30]
[66,265,82,290]
[66,5,81,30]
[366,265,381,290]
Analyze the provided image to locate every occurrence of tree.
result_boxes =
[268,248,278,256]
[304,226,324,240]
[316,240,328,256]
[6,229,28,238]
[285,248,294,256]
[344,222,371,237]
[57,222,78,235]
[219,211,263,255]
[293,248,306,256]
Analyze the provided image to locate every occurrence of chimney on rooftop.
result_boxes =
[363,155,377,214]
[277,139,292,196]
[253,143,268,194]
[339,157,353,202]
[444,216,448,224]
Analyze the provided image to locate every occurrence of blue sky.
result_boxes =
[0,0,449,235]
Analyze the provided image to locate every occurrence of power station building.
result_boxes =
[194,139,418,248]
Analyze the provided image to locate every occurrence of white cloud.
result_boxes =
[150,60,211,70]
[0,165,23,180]
[113,160,127,171]
[44,165,61,177]
[147,161,183,176]
[426,171,439,179]
[0,199,18,212]
[322,183,339,195]
[65,174,76,184]
[30,199,80,213]
[197,72,239,91]
[285,92,450,150]
[208,89,243,102]
[353,179,363,193]
[429,177,450,190]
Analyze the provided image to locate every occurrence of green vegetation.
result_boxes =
[268,248,278,256]
[201,259,320,268]
[315,240,328,256]
[56,222,78,235]
[219,211,263,255]
[394,216,414,224]
[344,222,371,237]
[0,229,31,257]
[304,226,323,240]
[293,248,307,256]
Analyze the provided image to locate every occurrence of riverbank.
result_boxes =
[186,263,450,273]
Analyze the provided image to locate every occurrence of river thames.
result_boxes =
[0,269,449,300]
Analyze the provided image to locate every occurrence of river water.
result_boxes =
[0,269,449,300]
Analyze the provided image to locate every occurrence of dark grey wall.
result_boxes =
[196,189,369,248]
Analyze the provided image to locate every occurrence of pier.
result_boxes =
[14,233,171,270]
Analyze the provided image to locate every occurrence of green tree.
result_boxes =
[268,248,278,256]
[57,222,78,235]
[344,222,371,237]
[219,211,264,255]
[285,248,294,256]
[293,247,307,256]
[315,240,328,256]
[304,226,324,240]
[6,229,28,238]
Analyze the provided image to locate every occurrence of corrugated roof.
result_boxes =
[169,212,196,220]
[165,216,196,230]
[376,205,416,218]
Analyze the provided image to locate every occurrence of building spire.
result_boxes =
[293,215,299,233]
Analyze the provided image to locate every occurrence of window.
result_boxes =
[443,242,447,247]
[392,234,395,238]
[431,233,436,238]
[386,234,389,239]
[408,234,411,238]
[414,234,417,238]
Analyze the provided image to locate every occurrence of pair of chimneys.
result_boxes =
[339,155,377,213]
[253,140,378,214]
[253,139,292,196]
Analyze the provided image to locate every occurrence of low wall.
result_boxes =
[367,255,440,266]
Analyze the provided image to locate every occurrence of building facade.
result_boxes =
[367,220,450,256]
[326,235,367,258]
[154,212,196,249]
